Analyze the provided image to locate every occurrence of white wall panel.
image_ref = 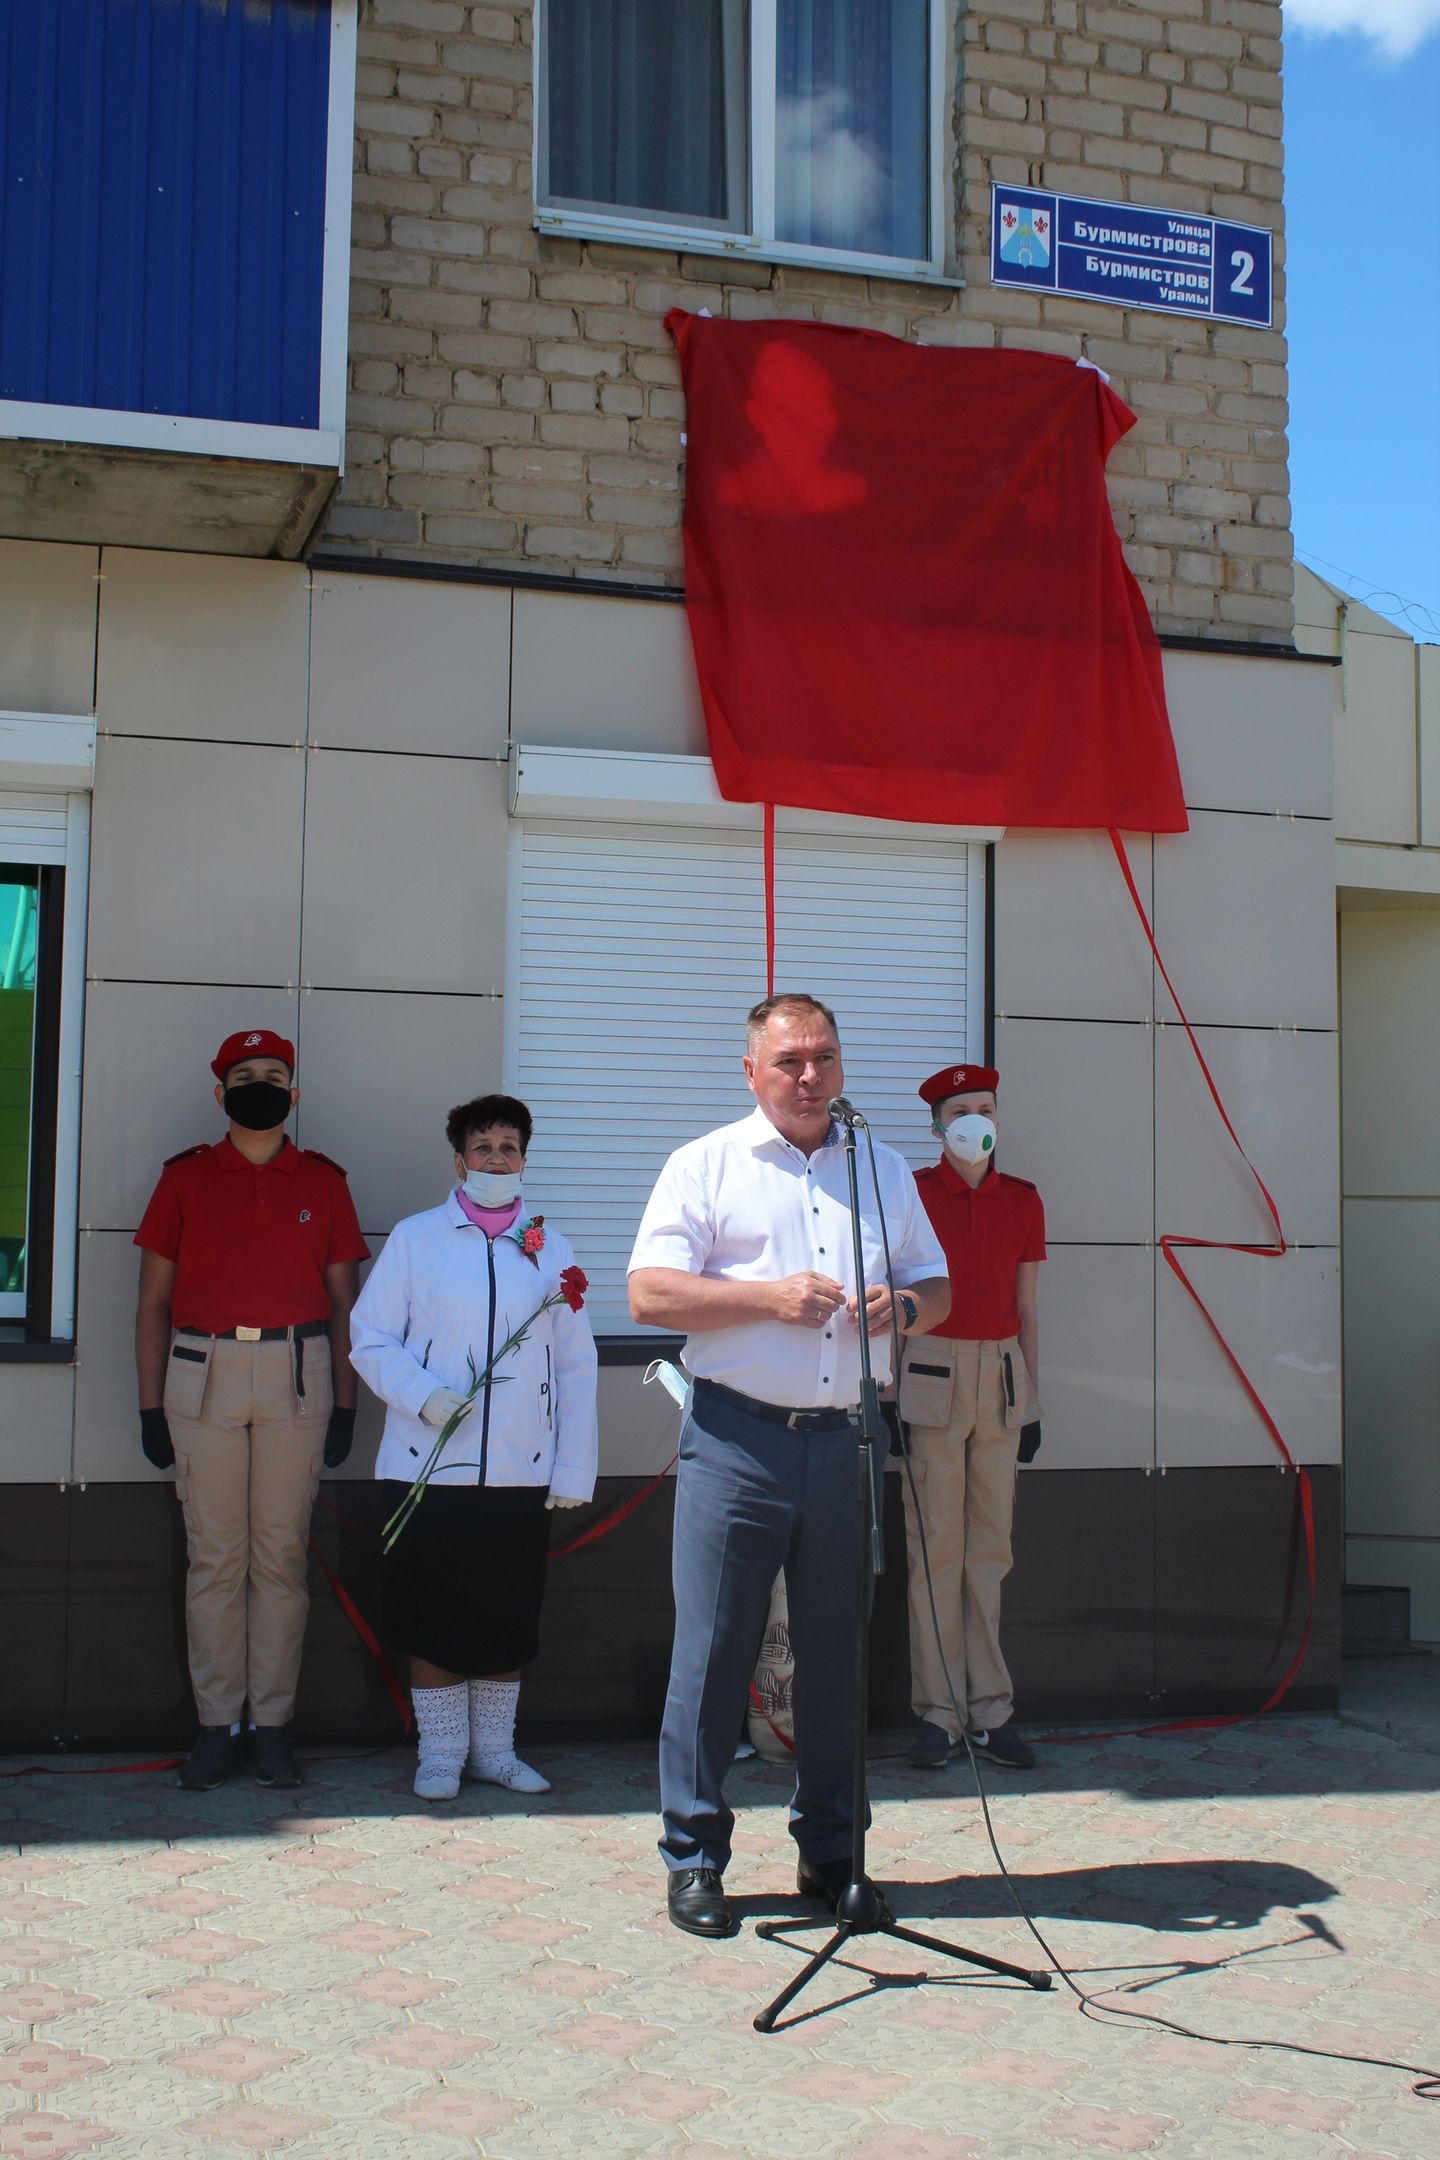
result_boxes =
[1340,910,1440,1198]
[72,1232,147,1482]
[1164,650,1333,819]
[994,830,1155,1023]
[993,1017,1153,1244]
[1153,810,1336,1031]
[1342,1198,1440,1542]
[1036,1245,1155,1471]
[0,539,98,715]
[97,549,309,745]
[1156,1244,1340,1468]
[88,737,305,984]
[300,750,507,993]
[1155,1023,1339,1249]
[310,574,510,756]
[1336,629,1417,847]
[2,1362,75,1484]
[511,591,706,756]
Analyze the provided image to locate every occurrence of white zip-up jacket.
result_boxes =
[350,1193,599,1499]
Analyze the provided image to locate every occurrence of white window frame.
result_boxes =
[0,0,357,473]
[0,715,95,1340]
[534,0,954,284]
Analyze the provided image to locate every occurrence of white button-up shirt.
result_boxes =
[628,1107,947,1409]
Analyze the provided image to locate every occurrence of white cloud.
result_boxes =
[1286,0,1440,60]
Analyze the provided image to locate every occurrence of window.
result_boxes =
[0,724,94,1345]
[0,872,39,1320]
[505,802,985,1335]
[536,0,947,279]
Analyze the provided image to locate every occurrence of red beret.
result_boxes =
[211,1028,296,1080]
[919,1063,999,1108]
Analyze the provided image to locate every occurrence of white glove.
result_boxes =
[421,1387,472,1430]
[545,1493,586,1510]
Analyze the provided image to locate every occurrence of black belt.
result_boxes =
[180,1320,328,1343]
[694,1377,857,1434]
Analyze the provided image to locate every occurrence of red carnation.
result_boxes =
[559,1266,588,1312]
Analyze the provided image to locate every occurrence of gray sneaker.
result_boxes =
[907,1719,962,1769]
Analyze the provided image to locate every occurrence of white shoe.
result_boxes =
[465,1754,551,1794]
[414,1758,462,1801]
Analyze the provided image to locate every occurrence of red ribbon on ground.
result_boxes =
[1032,836,1315,1743]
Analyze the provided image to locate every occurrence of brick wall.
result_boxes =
[332,0,1291,641]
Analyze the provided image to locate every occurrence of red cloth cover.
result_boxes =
[667,311,1187,833]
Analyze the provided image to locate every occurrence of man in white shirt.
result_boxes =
[629,994,950,1938]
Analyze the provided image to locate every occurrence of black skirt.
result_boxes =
[381,1481,551,1675]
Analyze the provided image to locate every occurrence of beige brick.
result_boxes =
[599,383,645,418]
[523,524,617,563]
[492,481,584,516]
[391,215,491,256]
[1167,21,1243,58]
[1130,109,1207,150]
[359,29,440,64]
[1087,8,1167,46]
[402,362,453,399]
[1212,124,1282,169]
[1215,391,1287,423]
[388,473,486,510]
[368,138,417,176]
[325,503,419,543]
[487,299,578,337]
[1044,94,1124,135]
[586,453,676,493]
[962,48,1047,90]
[586,489,677,529]
[1168,150,1245,189]
[440,37,531,80]
[373,0,466,28]
[634,420,682,458]
[535,341,626,379]
[501,373,546,408]
[450,369,500,403]
[433,260,531,297]
[538,271,632,305]
[619,531,685,572]
[438,330,526,366]
[417,145,466,178]
[437,184,527,221]
[1170,352,1249,389]
[1170,86,1247,126]
[355,98,438,140]
[726,289,818,322]
[350,246,435,288]
[549,379,598,414]
[1173,483,1251,519]
[493,445,583,483]
[1090,68,1167,109]
[469,7,519,39]
[439,404,534,441]
[422,513,517,547]
[539,413,631,451]
[988,87,1030,121]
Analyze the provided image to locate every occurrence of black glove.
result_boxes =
[323,1406,357,1470]
[140,1407,175,1470]
[1018,1421,1042,1464]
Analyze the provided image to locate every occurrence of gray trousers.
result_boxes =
[658,1390,879,1874]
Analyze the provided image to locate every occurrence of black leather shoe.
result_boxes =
[666,1867,735,1938]
[177,1726,245,1792]
[249,1726,302,1789]
[796,1857,893,1926]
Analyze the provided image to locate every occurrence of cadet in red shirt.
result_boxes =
[135,1030,369,1794]
[900,1062,1045,1772]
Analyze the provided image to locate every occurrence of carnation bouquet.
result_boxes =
[381,1265,588,1550]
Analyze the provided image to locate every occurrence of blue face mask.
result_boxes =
[462,1169,522,1207]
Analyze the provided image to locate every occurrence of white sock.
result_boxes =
[466,1678,521,1772]
[413,1682,469,1776]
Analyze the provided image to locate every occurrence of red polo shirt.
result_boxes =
[914,1156,1046,1341]
[135,1139,369,1334]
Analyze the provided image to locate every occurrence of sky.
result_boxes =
[1284,3,1440,639]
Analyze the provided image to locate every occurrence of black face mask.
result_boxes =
[223,1080,293,1132]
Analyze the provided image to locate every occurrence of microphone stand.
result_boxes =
[751,1105,1050,2034]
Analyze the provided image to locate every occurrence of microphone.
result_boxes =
[827,1095,866,1126]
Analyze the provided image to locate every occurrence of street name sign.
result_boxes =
[990,185,1273,327]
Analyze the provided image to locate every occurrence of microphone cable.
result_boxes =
[856,1113,1439,2100]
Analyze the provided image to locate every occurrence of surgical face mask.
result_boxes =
[223,1080,293,1132]
[462,1168,522,1207]
[941,1113,996,1167]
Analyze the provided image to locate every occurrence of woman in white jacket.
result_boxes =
[350,1093,598,1799]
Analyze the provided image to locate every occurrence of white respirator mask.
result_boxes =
[941,1114,997,1167]
[462,1169,523,1206]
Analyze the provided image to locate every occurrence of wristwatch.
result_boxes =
[897,1292,918,1332]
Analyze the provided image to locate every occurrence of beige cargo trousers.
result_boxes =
[898,1334,1038,1738]
[165,1329,332,1727]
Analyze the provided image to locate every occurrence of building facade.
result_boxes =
[1,0,1343,1749]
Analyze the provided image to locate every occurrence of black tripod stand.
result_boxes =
[752,1102,1051,2034]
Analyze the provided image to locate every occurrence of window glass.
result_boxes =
[0,873,39,1304]
[544,0,747,228]
[775,0,929,259]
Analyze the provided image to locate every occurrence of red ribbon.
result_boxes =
[763,801,776,997]
[548,1458,677,1558]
